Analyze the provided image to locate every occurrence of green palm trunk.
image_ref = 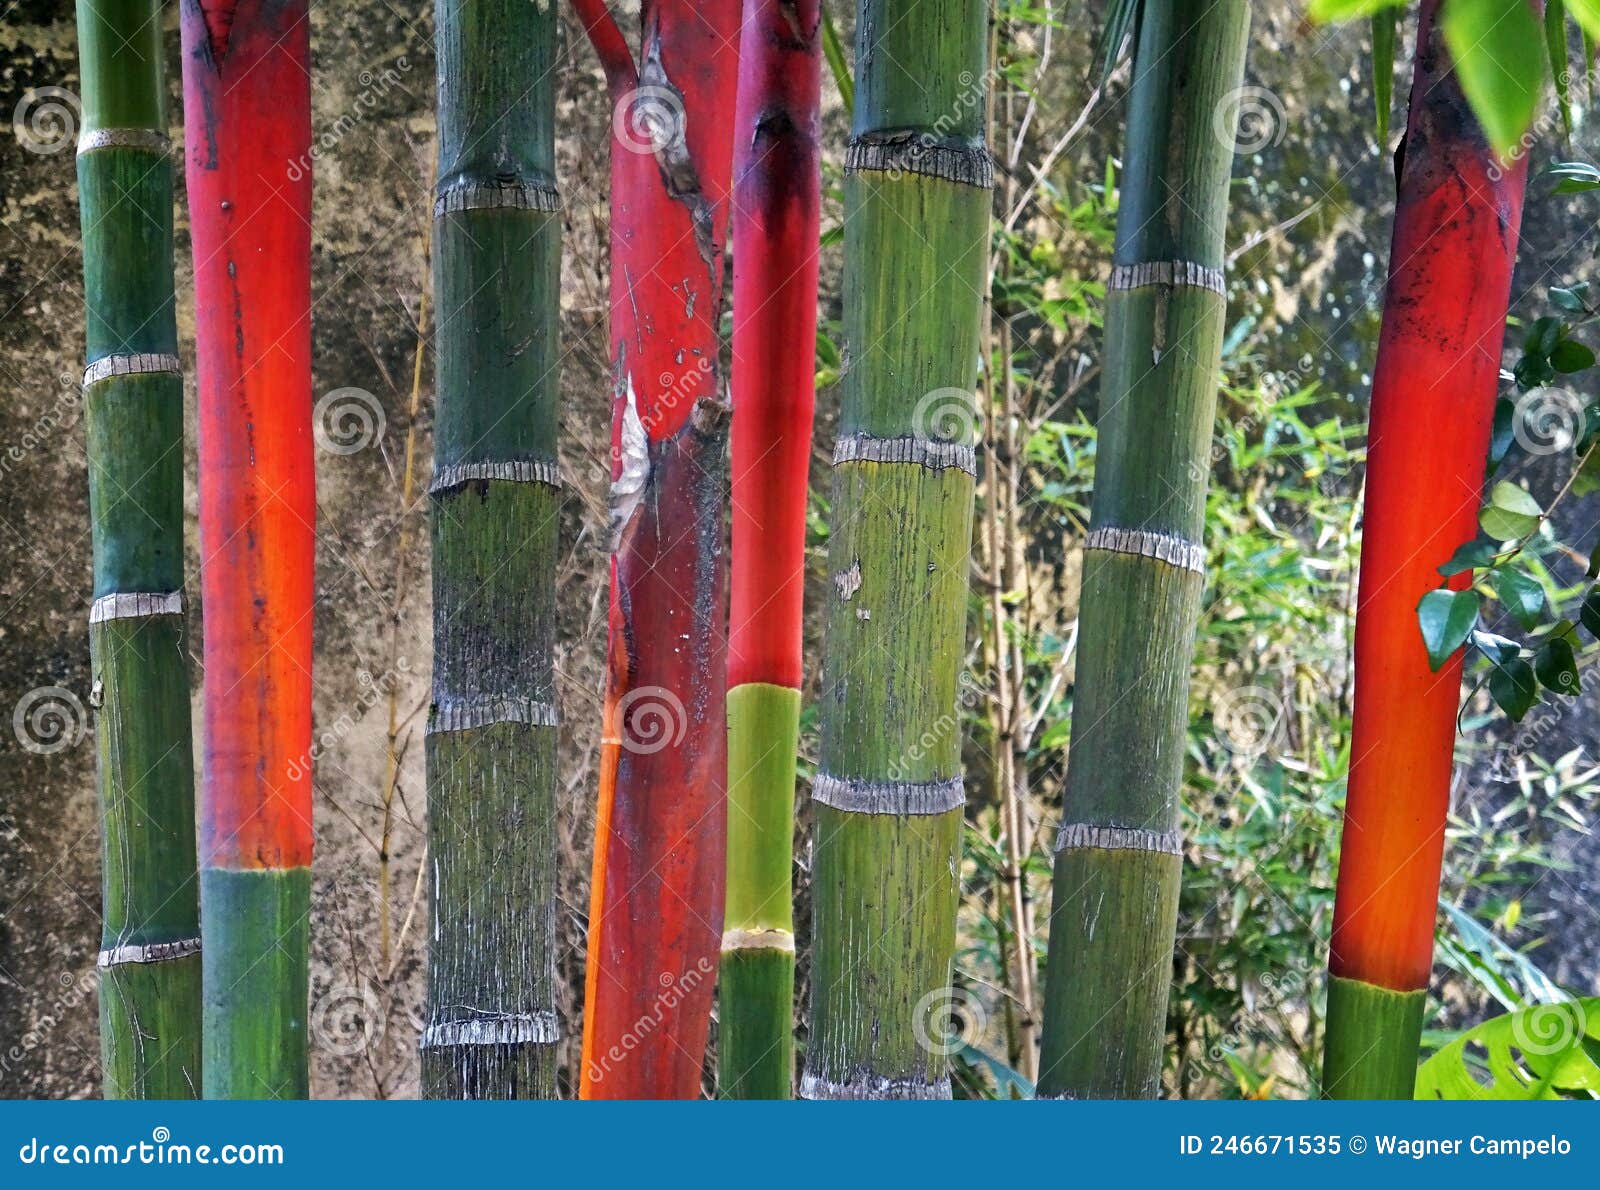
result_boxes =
[801,0,991,1101]
[75,0,201,1100]
[422,0,562,1098]
[1037,0,1250,1099]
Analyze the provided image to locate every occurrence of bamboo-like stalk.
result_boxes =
[800,0,991,1101]
[1324,0,1532,1099]
[422,0,562,1100]
[571,0,741,1099]
[74,0,200,1100]
[718,0,821,1101]
[1036,0,1250,1100]
[180,0,315,1100]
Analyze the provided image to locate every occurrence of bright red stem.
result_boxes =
[728,0,821,692]
[181,0,315,870]
[1331,0,1531,992]
[579,0,741,1099]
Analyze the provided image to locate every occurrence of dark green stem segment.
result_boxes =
[720,683,799,1098]
[1323,976,1425,1099]
[802,0,990,1101]
[75,0,200,1100]
[423,0,561,1099]
[202,868,310,1099]
[1038,0,1250,1100]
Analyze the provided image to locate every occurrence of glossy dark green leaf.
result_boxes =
[1551,339,1595,372]
[1494,567,1546,629]
[1439,538,1499,576]
[1535,636,1581,694]
[1472,628,1523,661]
[1480,481,1543,541]
[1489,656,1538,720]
[1582,585,1600,632]
[1418,588,1481,671]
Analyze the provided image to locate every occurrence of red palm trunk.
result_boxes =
[572,0,741,1099]
[181,0,316,1097]
[1325,0,1532,1097]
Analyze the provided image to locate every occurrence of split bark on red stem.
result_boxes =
[574,0,741,1100]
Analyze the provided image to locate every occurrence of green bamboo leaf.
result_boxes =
[1372,7,1396,146]
[1416,998,1600,1099]
[1570,0,1600,44]
[1308,0,1405,19]
[1418,588,1481,671]
[1493,567,1546,628]
[821,3,854,116]
[1442,0,1545,159]
[1489,655,1539,719]
[1480,481,1543,540]
[1097,0,1141,83]
[1548,159,1600,192]
[1547,0,1572,140]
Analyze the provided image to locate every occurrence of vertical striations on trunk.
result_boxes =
[1324,0,1533,1099]
[572,0,742,1100]
[719,0,822,1100]
[1037,0,1250,1100]
[75,0,201,1098]
[800,0,991,1101]
[180,0,315,1100]
[423,0,563,1100]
